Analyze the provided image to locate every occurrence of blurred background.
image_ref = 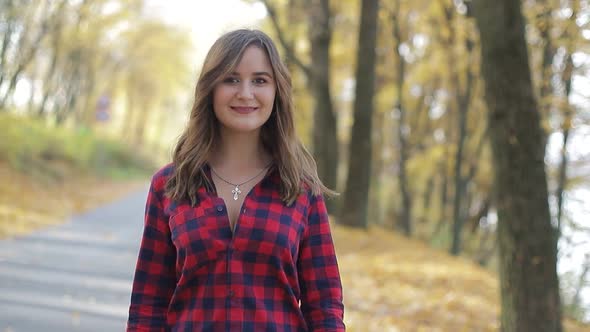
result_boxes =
[1,0,590,331]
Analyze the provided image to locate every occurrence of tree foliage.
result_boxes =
[0,0,193,152]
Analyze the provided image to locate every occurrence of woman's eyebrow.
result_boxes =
[253,71,273,78]
[230,71,273,78]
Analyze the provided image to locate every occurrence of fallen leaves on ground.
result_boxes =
[332,224,589,332]
[0,162,146,239]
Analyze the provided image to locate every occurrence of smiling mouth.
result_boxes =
[231,106,258,114]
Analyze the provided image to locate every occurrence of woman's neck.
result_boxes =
[209,129,272,176]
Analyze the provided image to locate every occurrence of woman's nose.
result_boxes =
[237,82,254,99]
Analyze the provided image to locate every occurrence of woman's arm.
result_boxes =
[127,175,177,332]
[298,193,345,331]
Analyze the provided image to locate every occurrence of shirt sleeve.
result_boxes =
[127,175,177,332]
[298,193,345,331]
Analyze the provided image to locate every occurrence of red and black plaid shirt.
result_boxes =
[127,164,345,331]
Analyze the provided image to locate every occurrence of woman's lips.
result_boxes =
[231,106,258,114]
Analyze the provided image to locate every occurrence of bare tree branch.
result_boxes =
[259,0,312,78]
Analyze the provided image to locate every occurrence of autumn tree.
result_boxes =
[0,1,59,109]
[390,0,413,236]
[118,19,191,146]
[261,0,340,211]
[340,0,379,228]
[473,0,563,330]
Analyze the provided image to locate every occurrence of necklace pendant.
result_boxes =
[231,185,241,200]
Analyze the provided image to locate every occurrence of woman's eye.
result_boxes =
[253,78,267,84]
[223,77,239,83]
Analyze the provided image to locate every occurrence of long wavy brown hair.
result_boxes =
[166,29,334,206]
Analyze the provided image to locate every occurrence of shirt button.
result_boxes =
[228,290,235,298]
[242,208,246,214]
[217,206,223,212]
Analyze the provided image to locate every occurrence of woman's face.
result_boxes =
[212,45,276,136]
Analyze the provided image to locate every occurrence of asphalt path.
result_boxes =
[0,186,149,332]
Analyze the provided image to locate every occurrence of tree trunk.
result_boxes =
[555,0,578,235]
[340,0,379,228]
[134,96,150,146]
[38,55,59,118]
[0,0,15,95]
[368,109,385,225]
[450,37,475,255]
[309,0,339,212]
[555,111,571,234]
[0,2,51,109]
[391,0,412,236]
[431,159,449,240]
[38,5,65,118]
[123,84,136,140]
[473,1,562,331]
[536,0,555,143]
[422,174,435,222]
[435,1,477,256]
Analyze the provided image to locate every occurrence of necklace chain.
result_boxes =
[210,164,271,200]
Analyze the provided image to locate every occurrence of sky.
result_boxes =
[144,0,267,66]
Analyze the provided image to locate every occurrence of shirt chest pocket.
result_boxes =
[241,212,306,261]
[169,207,229,272]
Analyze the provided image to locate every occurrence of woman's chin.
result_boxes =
[220,123,263,134]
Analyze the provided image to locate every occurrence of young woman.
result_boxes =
[127,29,345,331]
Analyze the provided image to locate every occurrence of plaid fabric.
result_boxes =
[127,164,345,332]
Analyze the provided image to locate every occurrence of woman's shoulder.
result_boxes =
[289,182,324,209]
[153,162,175,179]
[150,163,175,189]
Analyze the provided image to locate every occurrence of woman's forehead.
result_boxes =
[230,46,274,75]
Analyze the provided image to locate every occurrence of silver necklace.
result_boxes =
[210,164,271,200]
